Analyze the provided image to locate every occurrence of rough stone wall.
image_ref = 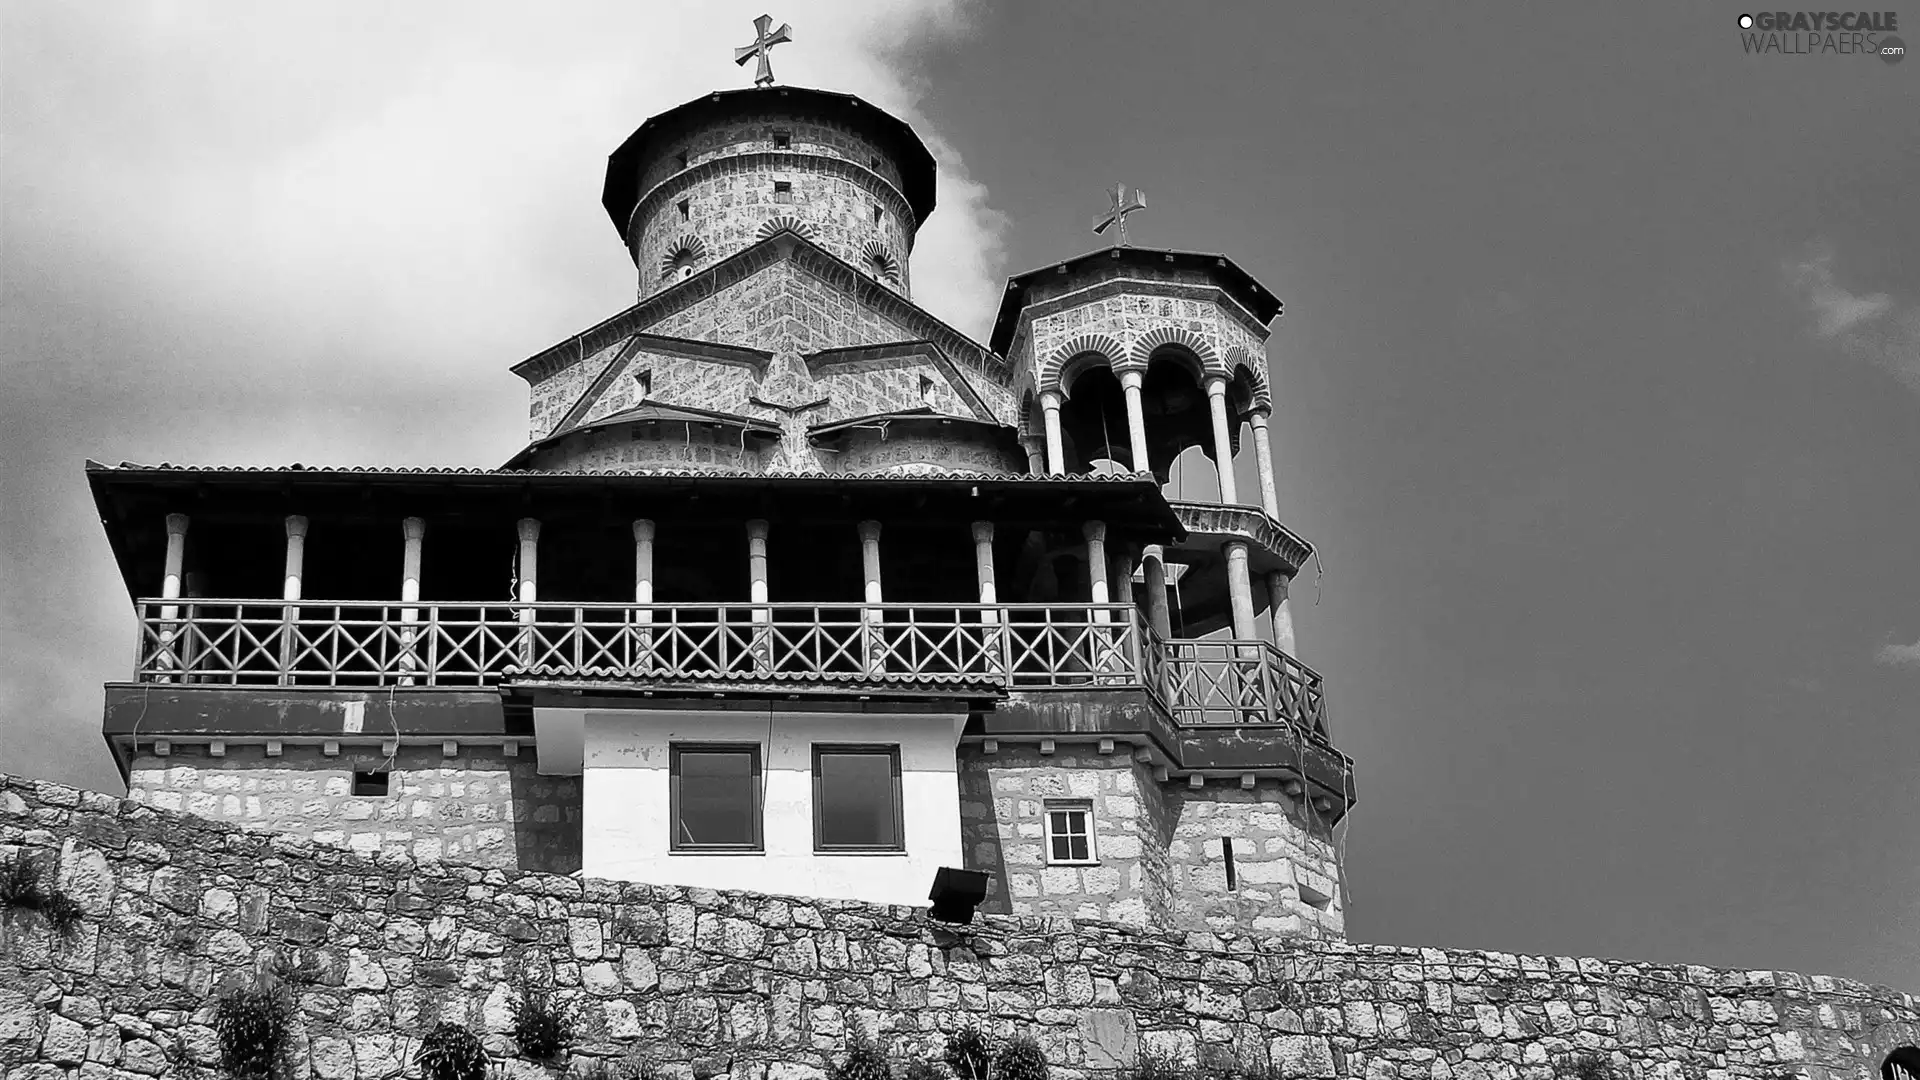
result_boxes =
[1160,784,1343,939]
[647,261,915,356]
[3,772,1918,1080]
[522,423,767,474]
[957,749,1342,939]
[631,115,907,214]
[1021,287,1269,390]
[125,746,581,876]
[529,337,628,441]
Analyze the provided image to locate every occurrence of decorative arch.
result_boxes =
[754,215,817,242]
[1884,1048,1920,1080]
[659,235,708,281]
[1130,325,1221,376]
[1224,345,1274,413]
[860,240,900,285]
[1037,332,1126,397]
[1017,389,1039,439]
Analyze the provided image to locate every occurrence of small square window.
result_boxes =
[1223,837,1238,891]
[670,744,762,851]
[772,130,792,150]
[1044,800,1096,864]
[677,199,690,222]
[674,150,689,170]
[869,156,881,170]
[773,180,792,194]
[872,205,883,226]
[813,746,903,851]
[351,771,389,797]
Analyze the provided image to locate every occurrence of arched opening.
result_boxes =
[1056,362,1130,475]
[1882,1048,1920,1080]
[1139,347,1218,493]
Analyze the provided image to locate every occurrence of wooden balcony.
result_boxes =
[132,600,1329,738]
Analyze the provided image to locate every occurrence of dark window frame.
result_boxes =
[811,744,905,853]
[669,742,764,852]
[1043,799,1097,864]
[771,129,792,150]
[351,770,389,797]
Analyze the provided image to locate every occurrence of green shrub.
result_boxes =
[902,1061,947,1080]
[416,1023,489,1080]
[1123,1049,1195,1080]
[992,1036,1048,1080]
[509,976,576,1061]
[833,1026,892,1080]
[213,972,292,1080]
[0,850,83,938]
[943,1026,993,1080]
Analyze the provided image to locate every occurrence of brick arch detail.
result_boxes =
[1038,333,1128,398]
[755,216,817,242]
[1224,345,1274,413]
[1130,326,1222,378]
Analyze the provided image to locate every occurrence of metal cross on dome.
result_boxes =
[1092,183,1147,246]
[735,14,794,87]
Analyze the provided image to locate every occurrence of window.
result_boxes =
[670,744,762,850]
[1222,837,1238,891]
[773,180,792,194]
[813,746,903,851]
[677,199,690,222]
[1044,800,1096,864]
[872,204,883,226]
[772,130,792,149]
[351,771,389,796]
[674,150,689,170]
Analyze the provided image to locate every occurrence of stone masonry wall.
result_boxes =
[5,771,1919,1080]
[126,747,581,876]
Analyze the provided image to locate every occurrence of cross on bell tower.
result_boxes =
[735,14,794,87]
[1092,183,1147,246]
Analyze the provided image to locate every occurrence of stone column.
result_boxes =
[517,518,540,665]
[1265,570,1297,657]
[399,517,425,685]
[858,520,884,676]
[1205,376,1239,505]
[1021,437,1047,476]
[157,513,189,678]
[971,520,1000,678]
[1119,369,1151,475]
[1140,544,1173,640]
[1083,520,1111,619]
[1225,540,1257,641]
[279,515,308,686]
[1041,391,1067,476]
[1249,407,1280,520]
[633,520,656,670]
[746,519,771,671]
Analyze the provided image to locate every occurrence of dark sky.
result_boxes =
[4,3,1918,988]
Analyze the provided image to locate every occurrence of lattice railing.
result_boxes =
[133,600,1327,735]
[1160,638,1329,737]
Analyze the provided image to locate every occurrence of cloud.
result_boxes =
[1875,640,1920,669]
[1787,244,1920,394]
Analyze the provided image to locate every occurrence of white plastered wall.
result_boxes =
[578,708,967,906]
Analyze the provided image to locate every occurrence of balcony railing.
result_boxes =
[132,599,1327,737]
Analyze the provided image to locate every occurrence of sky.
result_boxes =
[4,2,1919,989]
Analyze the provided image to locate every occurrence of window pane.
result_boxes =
[817,751,898,848]
[1047,807,1091,862]
[677,751,756,846]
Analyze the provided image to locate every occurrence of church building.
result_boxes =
[87,20,1352,938]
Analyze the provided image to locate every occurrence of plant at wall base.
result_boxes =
[1556,1055,1617,1080]
[1121,1048,1195,1080]
[833,1025,893,1080]
[416,1024,489,1080]
[213,969,292,1080]
[991,1037,1048,1080]
[943,1026,994,1080]
[901,1061,947,1080]
[0,850,85,938]
[509,975,577,1062]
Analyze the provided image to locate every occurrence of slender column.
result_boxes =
[1041,391,1066,476]
[858,520,884,675]
[1083,520,1110,619]
[971,522,997,605]
[1119,369,1151,475]
[1021,437,1047,476]
[632,520,656,671]
[1205,376,1239,504]
[1265,569,1296,657]
[157,513,189,678]
[1109,543,1136,605]
[399,517,425,685]
[746,519,771,671]
[1249,407,1280,520]
[279,515,308,685]
[517,518,540,665]
[1140,545,1172,639]
[1225,540,1257,640]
